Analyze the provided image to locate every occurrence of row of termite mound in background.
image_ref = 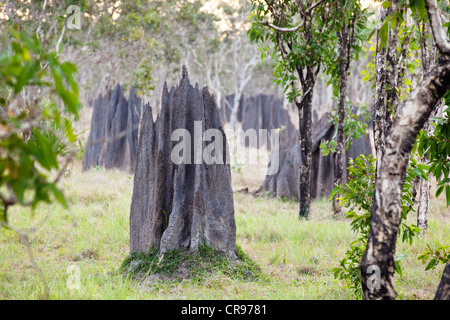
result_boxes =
[82,74,373,201]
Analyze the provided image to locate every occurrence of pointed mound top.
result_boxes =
[182,65,188,78]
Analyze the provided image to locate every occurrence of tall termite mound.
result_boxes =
[220,94,296,149]
[129,67,236,258]
[260,112,373,199]
[83,84,142,172]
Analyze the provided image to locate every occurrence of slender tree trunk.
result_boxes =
[385,3,400,133]
[372,5,392,175]
[216,91,222,118]
[361,58,450,300]
[333,22,350,215]
[333,83,346,214]
[229,92,241,130]
[298,67,316,218]
[417,22,438,233]
[417,173,430,232]
[417,104,439,231]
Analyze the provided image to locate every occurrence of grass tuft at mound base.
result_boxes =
[120,244,265,283]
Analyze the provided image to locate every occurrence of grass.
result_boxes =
[0,160,449,300]
[120,244,264,284]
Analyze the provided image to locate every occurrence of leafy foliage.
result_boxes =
[248,0,369,102]
[0,26,80,226]
[417,104,450,207]
[417,241,450,271]
[415,95,450,274]
[331,153,425,298]
[319,101,367,156]
[248,0,335,103]
[361,1,424,102]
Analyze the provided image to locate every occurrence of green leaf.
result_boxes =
[415,0,427,20]
[0,208,7,224]
[394,260,403,278]
[425,258,437,271]
[446,185,450,207]
[330,186,340,199]
[436,185,444,198]
[379,20,390,50]
[382,1,392,8]
[64,118,77,143]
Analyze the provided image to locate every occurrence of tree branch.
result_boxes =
[258,0,326,33]
[425,0,450,55]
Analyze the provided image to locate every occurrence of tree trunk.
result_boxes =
[385,2,399,133]
[333,23,350,215]
[416,103,439,232]
[229,91,242,130]
[416,22,438,233]
[216,91,223,122]
[361,58,450,300]
[298,67,315,218]
[417,174,430,232]
[372,5,393,175]
[434,263,450,300]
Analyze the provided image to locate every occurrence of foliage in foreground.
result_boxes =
[120,244,265,283]
[331,154,425,298]
[416,103,450,270]
[0,26,80,227]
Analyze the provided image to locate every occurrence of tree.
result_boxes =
[228,35,260,129]
[328,0,368,215]
[224,1,262,129]
[187,1,261,129]
[249,0,337,218]
[415,17,440,232]
[360,0,450,300]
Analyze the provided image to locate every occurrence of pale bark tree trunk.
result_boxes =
[417,171,430,232]
[385,2,400,133]
[361,0,450,300]
[416,101,440,232]
[373,1,403,175]
[361,59,450,300]
[229,37,259,129]
[229,92,242,130]
[216,91,222,114]
[416,111,436,232]
[372,6,390,175]
[417,21,439,233]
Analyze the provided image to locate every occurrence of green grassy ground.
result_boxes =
[0,162,449,300]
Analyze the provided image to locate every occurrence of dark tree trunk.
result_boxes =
[435,263,450,300]
[297,67,315,218]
